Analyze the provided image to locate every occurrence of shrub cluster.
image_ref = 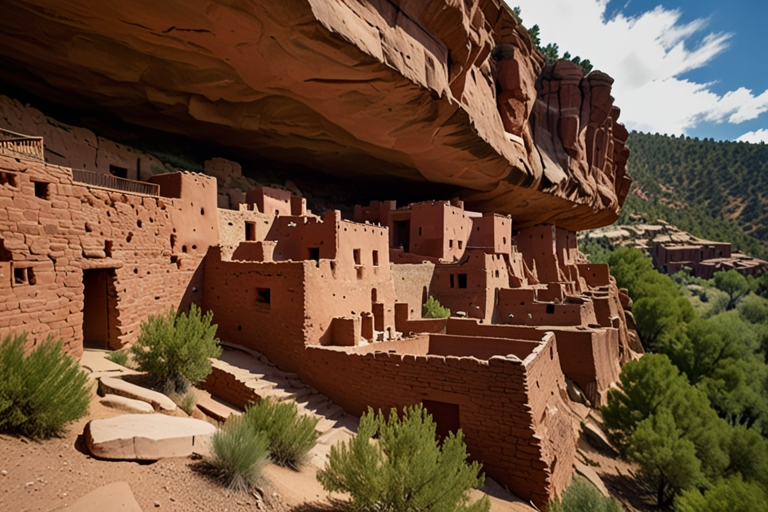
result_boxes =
[244,398,319,469]
[130,304,222,394]
[0,333,90,438]
[106,349,129,367]
[317,404,489,512]
[423,296,450,319]
[547,477,622,512]
[208,415,269,492]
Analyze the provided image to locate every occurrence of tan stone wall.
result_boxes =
[301,333,575,508]
[0,156,212,355]
[391,262,435,318]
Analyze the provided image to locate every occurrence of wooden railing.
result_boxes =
[0,128,44,162]
[72,169,160,196]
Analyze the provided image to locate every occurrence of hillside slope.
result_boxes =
[620,132,768,259]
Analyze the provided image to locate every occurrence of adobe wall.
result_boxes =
[301,332,575,508]
[443,318,620,405]
[218,206,274,260]
[0,156,212,355]
[409,202,473,261]
[468,213,512,254]
[390,262,435,319]
[202,249,308,372]
[0,94,165,180]
[497,292,598,327]
[430,251,510,321]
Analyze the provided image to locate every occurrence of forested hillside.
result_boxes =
[620,132,768,259]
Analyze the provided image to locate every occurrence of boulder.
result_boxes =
[67,481,143,512]
[100,394,154,414]
[99,377,176,412]
[581,419,618,457]
[85,414,215,460]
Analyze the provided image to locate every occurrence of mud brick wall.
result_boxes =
[0,156,209,355]
[202,249,307,373]
[302,333,575,508]
[390,262,435,318]
[218,207,274,260]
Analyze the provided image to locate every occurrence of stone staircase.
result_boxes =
[201,343,358,469]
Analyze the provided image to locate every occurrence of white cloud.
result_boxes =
[510,0,768,135]
[736,129,768,143]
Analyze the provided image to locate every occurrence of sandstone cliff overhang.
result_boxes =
[0,0,630,230]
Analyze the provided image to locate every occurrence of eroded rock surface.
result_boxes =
[0,0,630,230]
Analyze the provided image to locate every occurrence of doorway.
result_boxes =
[82,269,118,349]
[393,220,410,252]
[422,400,460,442]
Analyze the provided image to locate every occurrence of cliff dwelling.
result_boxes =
[0,0,640,508]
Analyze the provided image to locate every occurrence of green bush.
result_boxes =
[106,349,129,367]
[130,304,222,394]
[0,333,90,438]
[423,296,450,319]
[207,415,269,492]
[547,477,623,512]
[317,404,489,512]
[244,398,319,469]
[179,392,197,416]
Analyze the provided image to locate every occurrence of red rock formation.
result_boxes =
[0,0,630,231]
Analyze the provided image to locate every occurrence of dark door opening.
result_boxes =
[422,400,460,442]
[109,165,128,179]
[83,269,118,349]
[393,220,410,253]
[308,247,320,265]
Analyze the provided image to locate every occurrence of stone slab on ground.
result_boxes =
[80,350,141,379]
[99,377,176,412]
[85,414,215,460]
[100,394,154,414]
[66,481,143,512]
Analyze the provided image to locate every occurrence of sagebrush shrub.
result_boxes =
[317,404,489,512]
[423,296,450,319]
[244,398,319,469]
[0,333,90,438]
[106,349,129,367]
[547,477,623,512]
[179,392,197,416]
[208,415,269,492]
[130,304,221,394]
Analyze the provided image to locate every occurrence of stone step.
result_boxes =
[100,394,154,414]
[99,376,176,412]
[196,395,241,423]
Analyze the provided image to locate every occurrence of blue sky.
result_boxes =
[510,0,768,142]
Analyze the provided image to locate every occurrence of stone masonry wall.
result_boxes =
[301,332,574,508]
[0,156,210,355]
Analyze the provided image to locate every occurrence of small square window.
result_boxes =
[449,240,453,249]
[372,250,379,267]
[458,241,463,250]
[33,181,50,200]
[308,247,320,263]
[353,249,361,265]
[458,274,467,288]
[12,266,35,286]
[256,288,271,309]
[450,274,455,288]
